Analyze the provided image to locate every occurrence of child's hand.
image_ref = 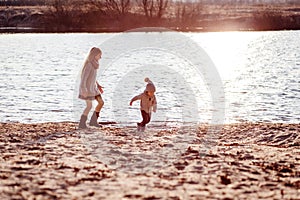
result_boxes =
[99,86,104,94]
[153,105,157,113]
[97,84,104,94]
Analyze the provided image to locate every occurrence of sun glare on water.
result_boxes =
[189,31,265,81]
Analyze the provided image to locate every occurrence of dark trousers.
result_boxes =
[139,110,151,127]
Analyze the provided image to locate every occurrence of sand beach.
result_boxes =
[0,122,299,199]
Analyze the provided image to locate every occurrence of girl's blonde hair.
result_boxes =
[82,47,102,74]
[84,47,101,65]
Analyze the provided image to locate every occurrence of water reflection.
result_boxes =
[0,31,299,123]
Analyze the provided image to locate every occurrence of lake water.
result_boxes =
[0,30,299,125]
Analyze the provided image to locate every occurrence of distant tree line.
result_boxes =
[0,0,48,6]
[35,0,204,30]
[1,0,300,6]
[1,0,300,32]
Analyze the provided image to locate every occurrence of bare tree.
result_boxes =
[50,0,85,27]
[156,0,168,19]
[141,0,154,18]
[137,0,168,19]
[105,0,131,16]
[175,0,203,26]
[79,0,106,16]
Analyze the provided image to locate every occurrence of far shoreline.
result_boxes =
[1,26,299,34]
[2,2,300,34]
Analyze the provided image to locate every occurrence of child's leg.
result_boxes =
[145,112,151,125]
[89,95,104,127]
[83,100,93,116]
[139,110,151,127]
[95,95,104,114]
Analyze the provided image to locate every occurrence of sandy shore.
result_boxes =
[0,122,299,199]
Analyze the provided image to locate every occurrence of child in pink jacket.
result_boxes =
[130,78,157,131]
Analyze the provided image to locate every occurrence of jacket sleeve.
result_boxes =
[130,94,142,103]
[81,63,92,90]
[152,95,157,112]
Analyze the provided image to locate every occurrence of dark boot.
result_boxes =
[89,111,101,127]
[79,115,87,129]
[137,123,145,132]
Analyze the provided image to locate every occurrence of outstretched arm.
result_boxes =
[130,94,142,106]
